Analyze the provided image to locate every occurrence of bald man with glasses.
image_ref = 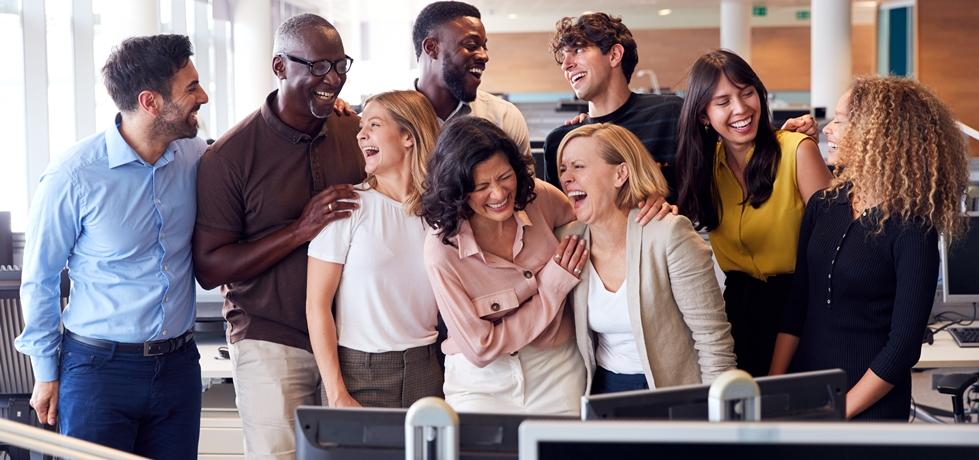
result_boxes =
[192,13,364,459]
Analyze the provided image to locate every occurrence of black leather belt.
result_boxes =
[65,329,194,357]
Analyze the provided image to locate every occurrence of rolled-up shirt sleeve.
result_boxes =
[15,167,82,382]
[424,236,578,368]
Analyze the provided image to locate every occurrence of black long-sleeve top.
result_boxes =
[781,187,938,421]
[542,92,682,198]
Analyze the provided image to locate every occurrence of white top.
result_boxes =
[308,185,438,352]
[586,263,644,375]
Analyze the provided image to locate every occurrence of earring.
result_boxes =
[703,122,710,132]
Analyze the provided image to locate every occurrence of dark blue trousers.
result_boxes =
[58,333,202,458]
[591,366,649,395]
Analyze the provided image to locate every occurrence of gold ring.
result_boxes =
[573,268,582,275]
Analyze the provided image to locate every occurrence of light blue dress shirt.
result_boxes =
[15,115,205,382]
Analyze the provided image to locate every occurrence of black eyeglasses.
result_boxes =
[279,53,354,76]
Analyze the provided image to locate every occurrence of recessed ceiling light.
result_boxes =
[507,13,518,19]
[658,9,672,16]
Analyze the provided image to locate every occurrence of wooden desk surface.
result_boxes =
[916,326,979,369]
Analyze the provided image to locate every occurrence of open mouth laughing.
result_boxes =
[567,189,587,208]
[361,145,380,158]
[729,117,753,134]
[485,193,510,212]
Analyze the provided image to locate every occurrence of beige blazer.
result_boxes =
[558,209,736,394]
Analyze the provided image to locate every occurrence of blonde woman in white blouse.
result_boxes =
[556,123,736,395]
[306,90,443,408]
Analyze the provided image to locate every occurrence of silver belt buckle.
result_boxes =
[143,340,165,357]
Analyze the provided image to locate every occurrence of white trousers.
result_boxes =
[443,339,585,416]
[229,339,320,460]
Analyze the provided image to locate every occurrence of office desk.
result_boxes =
[195,333,243,458]
[197,334,233,383]
[916,327,979,368]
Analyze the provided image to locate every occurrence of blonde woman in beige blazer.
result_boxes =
[555,123,736,395]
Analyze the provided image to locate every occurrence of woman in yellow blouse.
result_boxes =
[674,49,833,376]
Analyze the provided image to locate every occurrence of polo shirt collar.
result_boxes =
[260,90,328,144]
[442,99,471,122]
[106,113,175,169]
[454,210,534,259]
[413,79,471,123]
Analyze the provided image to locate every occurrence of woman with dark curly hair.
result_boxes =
[420,116,589,415]
[770,77,970,421]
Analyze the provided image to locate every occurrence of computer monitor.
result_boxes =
[941,213,979,304]
[518,420,979,460]
[582,369,845,421]
[294,406,572,460]
[772,108,812,129]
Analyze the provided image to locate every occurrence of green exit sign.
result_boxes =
[796,9,810,20]
[752,5,767,17]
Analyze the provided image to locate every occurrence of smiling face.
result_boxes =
[703,73,762,152]
[437,16,488,103]
[559,43,614,102]
[357,101,413,176]
[276,25,347,122]
[467,152,517,224]
[559,136,627,225]
[823,90,852,166]
[152,60,209,140]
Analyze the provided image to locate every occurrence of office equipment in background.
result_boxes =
[194,301,226,334]
[2,266,67,459]
[582,369,845,421]
[771,108,811,129]
[0,212,12,266]
[295,406,572,460]
[940,213,979,304]
[949,327,979,348]
[518,420,979,460]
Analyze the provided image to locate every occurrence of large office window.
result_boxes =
[91,0,119,132]
[46,0,77,158]
[0,0,28,231]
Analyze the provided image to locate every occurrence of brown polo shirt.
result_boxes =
[196,90,365,352]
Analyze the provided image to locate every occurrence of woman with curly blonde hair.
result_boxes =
[770,76,970,421]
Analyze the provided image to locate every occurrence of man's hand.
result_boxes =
[635,195,678,225]
[291,184,359,243]
[30,380,59,426]
[333,97,357,117]
[563,112,588,126]
[781,114,819,141]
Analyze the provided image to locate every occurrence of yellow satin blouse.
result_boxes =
[709,130,808,280]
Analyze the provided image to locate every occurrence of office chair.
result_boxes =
[937,372,979,423]
[1,266,68,460]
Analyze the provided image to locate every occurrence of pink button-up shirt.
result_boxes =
[424,180,580,368]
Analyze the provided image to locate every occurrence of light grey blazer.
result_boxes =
[557,209,736,394]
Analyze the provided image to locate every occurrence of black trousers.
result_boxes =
[723,271,794,377]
